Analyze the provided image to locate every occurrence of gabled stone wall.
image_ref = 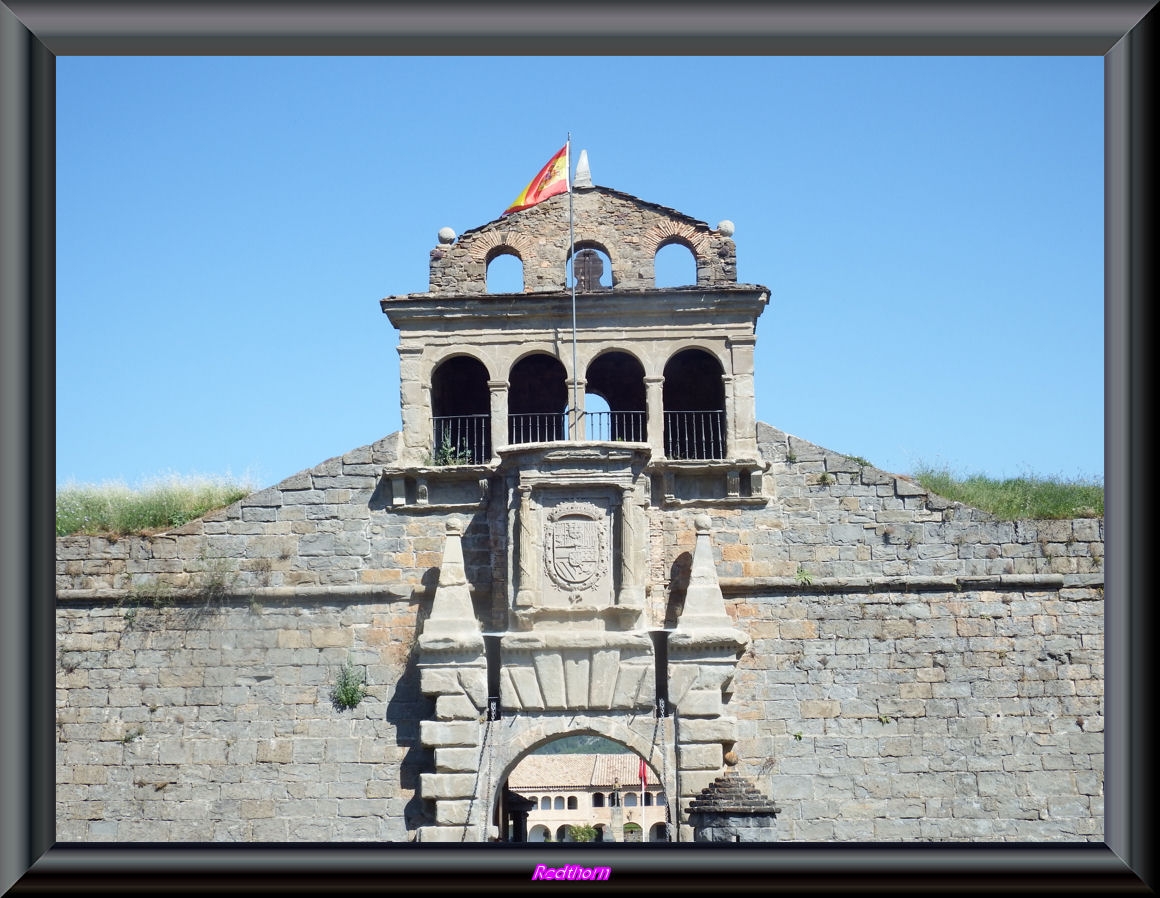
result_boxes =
[426,186,737,295]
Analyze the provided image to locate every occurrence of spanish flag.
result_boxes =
[503,143,569,215]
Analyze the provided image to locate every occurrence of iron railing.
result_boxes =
[508,412,567,445]
[431,414,490,465]
[583,410,647,443]
[664,410,726,460]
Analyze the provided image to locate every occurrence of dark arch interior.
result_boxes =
[585,351,646,442]
[508,353,568,443]
[662,348,726,459]
[430,355,490,463]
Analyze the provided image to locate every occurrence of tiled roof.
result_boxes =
[508,753,657,791]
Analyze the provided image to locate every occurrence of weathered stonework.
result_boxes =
[56,175,1103,844]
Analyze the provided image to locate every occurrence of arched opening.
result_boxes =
[654,240,697,287]
[622,822,644,842]
[508,353,568,444]
[528,824,551,842]
[496,732,664,843]
[567,242,614,292]
[585,351,647,443]
[662,348,726,459]
[486,248,524,294]
[430,355,491,464]
[649,822,668,842]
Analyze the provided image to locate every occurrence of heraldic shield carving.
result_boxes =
[544,503,608,593]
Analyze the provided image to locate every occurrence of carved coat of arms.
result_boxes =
[544,503,607,593]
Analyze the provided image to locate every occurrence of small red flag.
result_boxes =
[639,758,647,788]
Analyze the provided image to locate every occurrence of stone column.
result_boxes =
[617,486,645,608]
[721,374,735,461]
[398,344,427,464]
[644,376,665,459]
[567,378,586,440]
[488,379,508,461]
[727,335,758,459]
[514,485,538,608]
[418,519,489,842]
[667,514,750,839]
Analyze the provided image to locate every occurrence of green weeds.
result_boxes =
[56,475,253,537]
[911,465,1103,520]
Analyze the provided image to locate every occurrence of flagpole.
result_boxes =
[567,134,578,440]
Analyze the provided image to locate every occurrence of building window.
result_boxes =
[554,796,565,810]
[592,792,605,808]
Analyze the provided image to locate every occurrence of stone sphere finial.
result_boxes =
[437,227,456,244]
[445,518,464,535]
[694,513,713,533]
[716,220,735,237]
[724,748,739,767]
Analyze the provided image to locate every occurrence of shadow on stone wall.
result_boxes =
[665,551,692,628]
[386,599,436,833]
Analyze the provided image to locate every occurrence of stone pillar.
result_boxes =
[644,376,665,459]
[727,335,758,459]
[488,379,508,461]
[721,374,735,461]
[417,519,489,842]
[514,486,538,608]
[398,344,427,463]
[667,514,750,838]
[617,486,645,608]
[567,378,586,440]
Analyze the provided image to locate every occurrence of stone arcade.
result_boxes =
[55,158,1105,843]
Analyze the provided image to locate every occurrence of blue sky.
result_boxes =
[56,56,1103,490]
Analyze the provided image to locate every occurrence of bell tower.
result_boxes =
[381,155,770,841]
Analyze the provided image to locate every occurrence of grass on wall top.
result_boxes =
[910,466,1103,521]
[56,475,253,537]
[55,467,1103,538]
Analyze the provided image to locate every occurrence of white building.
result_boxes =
[507,754,669,842]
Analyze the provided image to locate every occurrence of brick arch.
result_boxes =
[641,220,709,257]
[468,230,535,264]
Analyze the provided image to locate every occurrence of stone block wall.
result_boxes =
[724,581,1103,841]
[55,422,1103,842]
[56,598,431,841]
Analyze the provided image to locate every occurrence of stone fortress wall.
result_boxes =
[55,168,1103,842]
[55,423,1103,842]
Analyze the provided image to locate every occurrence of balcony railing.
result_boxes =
[664,410,726,460]
[583,410,647,443]
[431,414,490,465]
[508,412,567,445]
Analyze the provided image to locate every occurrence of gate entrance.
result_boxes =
[414,449,749,842]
